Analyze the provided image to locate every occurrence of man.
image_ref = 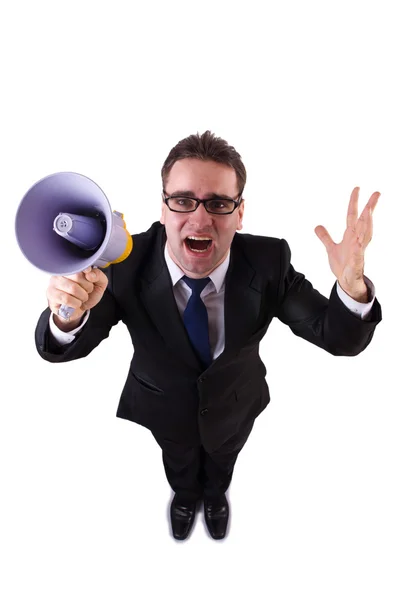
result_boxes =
[35,131,382,542]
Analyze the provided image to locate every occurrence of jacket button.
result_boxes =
[200,408,208,416]
[199,377,206,383]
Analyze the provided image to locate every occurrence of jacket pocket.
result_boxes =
[131,372,164,394]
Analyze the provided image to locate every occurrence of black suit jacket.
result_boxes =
[35,221,382,453]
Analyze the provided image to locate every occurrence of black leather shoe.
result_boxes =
[204,494,229,540]
[170,496,198,540]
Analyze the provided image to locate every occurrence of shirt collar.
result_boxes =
[164,242,230,293]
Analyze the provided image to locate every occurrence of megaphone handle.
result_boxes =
[58,264,98,322]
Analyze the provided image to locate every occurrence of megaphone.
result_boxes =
[15,172,132,320]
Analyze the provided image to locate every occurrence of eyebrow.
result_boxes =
[166,190,236,201]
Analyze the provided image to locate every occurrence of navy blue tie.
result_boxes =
[182,276,212,368]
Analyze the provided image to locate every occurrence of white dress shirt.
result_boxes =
[49,243,376,355]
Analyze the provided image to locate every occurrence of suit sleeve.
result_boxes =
[275,238,382,356]
[35,270,122,363]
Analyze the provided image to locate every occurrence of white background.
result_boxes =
[1,1,396,598]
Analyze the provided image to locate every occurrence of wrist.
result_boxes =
[338,281,368,303]
[53,311,86,332]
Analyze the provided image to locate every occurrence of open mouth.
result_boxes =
[185,236,213,253]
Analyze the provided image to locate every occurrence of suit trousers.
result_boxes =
[151,418,255,502]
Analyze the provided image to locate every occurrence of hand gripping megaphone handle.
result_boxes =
[56,211,132,322]
[58,265,98,321]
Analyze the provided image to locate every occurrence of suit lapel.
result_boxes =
[139,227,202,371]
[224,236,262,353]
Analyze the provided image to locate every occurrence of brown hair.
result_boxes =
[161,130,247,195]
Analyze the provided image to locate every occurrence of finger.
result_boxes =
[80,270,108,310]
[85,268,108,290]
[65,275,94,298]
[51,276,92,304]
[368,191,380,214]
[358,191,380,221]
[314,225,335,252]
[356,190,380,228]
[346,186,359,229]
[356,191,379,241]
[65,272,95,295]
[47,287,85,312]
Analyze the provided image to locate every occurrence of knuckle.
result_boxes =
[59,292,79,308]
[81,282,94,296]
[81,281,94,294]
[64,278,78,293]
[66,279,86,300]
[60,292,71,306]
[47,287,58,302]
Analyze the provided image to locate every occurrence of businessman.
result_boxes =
[35,131,382,541]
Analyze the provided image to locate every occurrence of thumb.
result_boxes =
[314,225,334,252]
[82,268,108,310]
[85,267,107,288]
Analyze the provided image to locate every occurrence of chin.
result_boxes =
[185,256,223,277]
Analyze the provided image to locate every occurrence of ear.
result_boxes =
[160,197,166,224]
[236,199,245,231]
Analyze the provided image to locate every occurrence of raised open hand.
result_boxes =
[314,187,380,302]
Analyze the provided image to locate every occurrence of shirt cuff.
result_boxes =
[336,276,375,320]
[49,310,90,345]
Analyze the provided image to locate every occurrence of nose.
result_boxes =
[188,203,213,229]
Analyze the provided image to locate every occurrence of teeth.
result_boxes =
[187,236,212,240]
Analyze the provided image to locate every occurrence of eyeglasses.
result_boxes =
[162,190,243,215]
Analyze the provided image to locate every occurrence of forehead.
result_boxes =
[166,158,239,197]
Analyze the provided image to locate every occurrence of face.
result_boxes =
[160,158,244,278]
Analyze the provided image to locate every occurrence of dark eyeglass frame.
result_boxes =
[162,190,243,215]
